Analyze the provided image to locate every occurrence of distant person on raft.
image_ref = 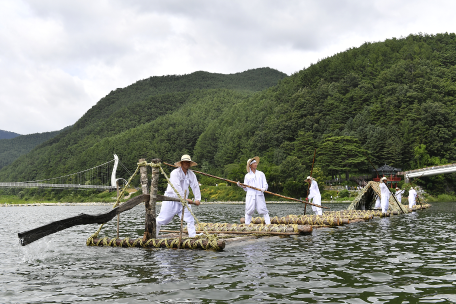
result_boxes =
[379,177,390,214]
[306,176,322,215]
[408,187,418,208]
[237,156,271,225]
[395,187,405,204]
[156,154,201,238]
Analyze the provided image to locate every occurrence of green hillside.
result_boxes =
[0,68,288,183]
[0,130,63,170]
[1,34,456,197]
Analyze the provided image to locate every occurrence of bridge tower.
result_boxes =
[111,154,119,187]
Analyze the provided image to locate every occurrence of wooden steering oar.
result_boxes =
[364,153,405,214]
[18,194,181,246]
[304,148,317,215]
[163,162,329,209]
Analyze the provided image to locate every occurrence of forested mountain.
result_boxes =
[1,34,455,196]
[0,67,288,183]
[0,129,64,170]
[0,130,21,139]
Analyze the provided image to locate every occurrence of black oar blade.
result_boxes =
[17,194,151,246]
[18,211,117,246]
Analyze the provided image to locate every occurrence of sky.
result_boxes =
[1,0,455,135]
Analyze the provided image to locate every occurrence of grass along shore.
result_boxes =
[1,185,452,207]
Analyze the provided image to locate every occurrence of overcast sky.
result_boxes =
[1,0,455,135]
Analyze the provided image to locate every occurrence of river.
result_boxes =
[1,202,455,303]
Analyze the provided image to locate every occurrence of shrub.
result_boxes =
[339,189,350,198]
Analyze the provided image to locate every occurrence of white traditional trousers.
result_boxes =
[409,190,417,208]
[308,180,322,215]
[245,193,270,224]
[381,195,390,213]
[380,183,390,213]
[310,195,322,215]
[156,202,196,237]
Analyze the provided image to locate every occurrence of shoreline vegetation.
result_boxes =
[2,194,455,207]
[1,185,454,207]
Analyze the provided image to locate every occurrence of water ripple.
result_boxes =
[1,202,456,303]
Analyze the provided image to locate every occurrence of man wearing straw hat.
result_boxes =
[305,176,322,215]
[395,187,404,204]
[238,156,271,225]
[156,155,201,238]
[408,187,418,208]
[379,177,390,214]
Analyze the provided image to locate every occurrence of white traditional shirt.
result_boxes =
[164,167,201,201]
[395,190,404,201]
[380,183,390,200]
[409,189,417,203]
[243,170,268,195]
[308,180,320,199]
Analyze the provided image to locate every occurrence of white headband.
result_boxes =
[250,159,257,165]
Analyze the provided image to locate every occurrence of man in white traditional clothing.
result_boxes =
[238,156,271,225]
[395,187,405,204]
[156,155,201,238]
[306,176,322,215]
[379,177,390,214]
[408,187,418,208]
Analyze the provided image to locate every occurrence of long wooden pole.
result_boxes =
[163,162,329,209]
[364,153,405,214]
[178,190,186,249]
[305,148,317,215]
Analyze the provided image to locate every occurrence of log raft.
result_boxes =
[17,157,433,251]
[196,223,313,235]
[90,237,225,251]
[240,215,350,227]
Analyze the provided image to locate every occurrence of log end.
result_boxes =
[297,225,313,234]
[340,218,350,225]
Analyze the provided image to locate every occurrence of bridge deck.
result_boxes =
[0,182,115,190]
[399,163,456,179]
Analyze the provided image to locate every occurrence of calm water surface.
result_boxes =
[1,202,456,303]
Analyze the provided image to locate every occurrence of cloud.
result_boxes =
[0,0,455,134]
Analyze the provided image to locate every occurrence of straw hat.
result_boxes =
[246,156,260,173]
[380,177,387,181]
[396,187,400,190]
[174,154,198,167]
[306,176,314,181]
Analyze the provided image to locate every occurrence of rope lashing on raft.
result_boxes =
[197,223,299,233]
[86,161,221,251]
[86,163,143,245]
[252,215,338,226]
[89,235,223,250]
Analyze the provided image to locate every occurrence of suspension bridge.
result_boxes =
[399,163,456,182]
[0,154,128,190]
